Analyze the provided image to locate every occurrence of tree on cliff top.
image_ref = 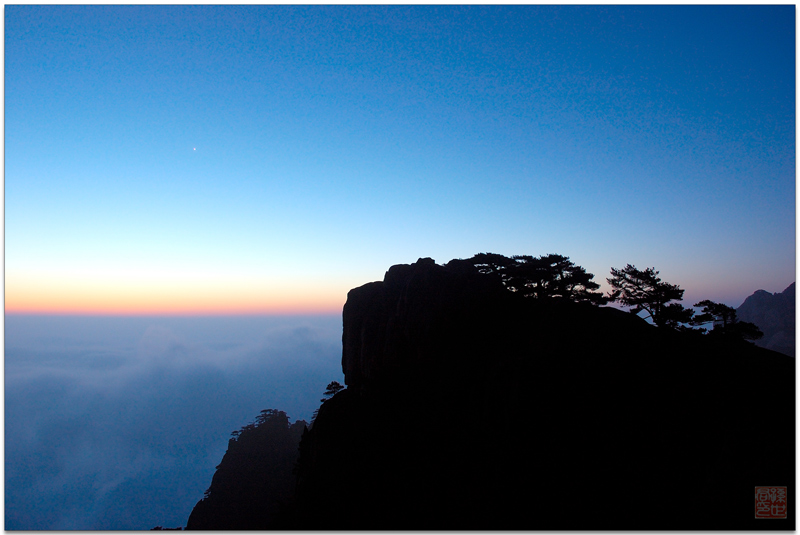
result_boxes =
[322,381,345,401]
[453,253,606,304]
[311,381,345,424]
[607,264,694,328]
[691,300,763,340]
[508,254,607,304]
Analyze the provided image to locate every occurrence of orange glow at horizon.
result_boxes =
[5,299,345,316]
[5,273,348,316]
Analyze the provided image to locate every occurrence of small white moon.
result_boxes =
[193,147,196,151]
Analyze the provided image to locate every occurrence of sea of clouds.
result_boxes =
[5,314,344,530]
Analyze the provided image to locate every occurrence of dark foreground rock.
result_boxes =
[190,258,795,530]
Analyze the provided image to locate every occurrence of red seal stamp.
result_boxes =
[755,486,787,519]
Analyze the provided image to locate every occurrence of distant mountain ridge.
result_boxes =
[737,282,795,356]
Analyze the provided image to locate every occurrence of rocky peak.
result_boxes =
[341,257,508,388]
[737,282,795,356]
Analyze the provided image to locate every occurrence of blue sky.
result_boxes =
[5,5,795,310]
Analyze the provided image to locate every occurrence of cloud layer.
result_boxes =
[5,314,344,530]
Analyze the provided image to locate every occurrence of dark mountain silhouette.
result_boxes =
[737,283,795,357]
[186,258,794,530]
[185,410,306,530]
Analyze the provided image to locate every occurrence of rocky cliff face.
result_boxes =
[185,410,306,530]
[737,283,795,356]
[290,258,795,530]
[341,257,509,389]
[185,259,795,530]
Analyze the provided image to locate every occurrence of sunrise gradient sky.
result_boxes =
[5,5,796,315]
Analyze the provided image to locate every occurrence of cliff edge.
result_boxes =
[186,258,794,530]
[289,258,794,529]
